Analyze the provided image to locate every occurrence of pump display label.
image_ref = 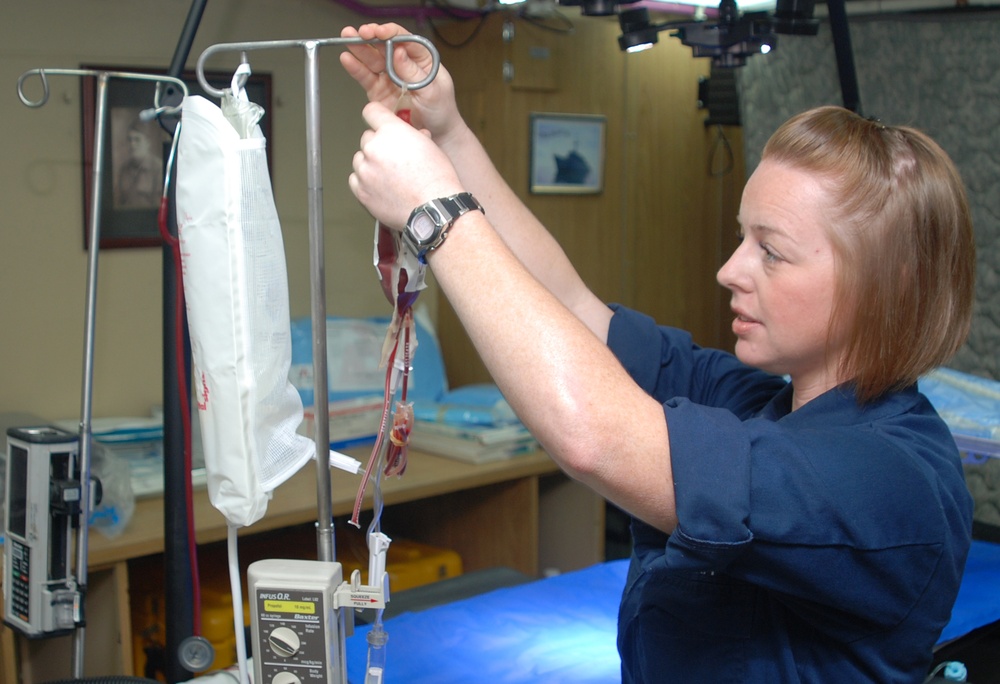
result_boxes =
[263,599,316,614]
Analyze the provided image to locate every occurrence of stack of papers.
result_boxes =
[406,384,537,464]
[299,395,382,450]
[409,420,538,464]
[55,416,206,499]
[920,367,1000,460]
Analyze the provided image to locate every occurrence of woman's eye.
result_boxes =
[760,242,780,263]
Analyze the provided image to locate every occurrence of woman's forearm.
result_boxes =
[436,123,612,341]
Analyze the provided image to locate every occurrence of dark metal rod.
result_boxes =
[168,0,209,79]
[162,2,208,681]
[162,174,194,684]
[827,0,862,115]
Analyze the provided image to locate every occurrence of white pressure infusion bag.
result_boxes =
[175,94,314,527]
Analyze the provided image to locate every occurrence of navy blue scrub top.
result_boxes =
[606,305,973,684]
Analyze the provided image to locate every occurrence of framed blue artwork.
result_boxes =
[529,112,606,195]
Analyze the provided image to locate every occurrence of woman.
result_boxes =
[341,23,976,682]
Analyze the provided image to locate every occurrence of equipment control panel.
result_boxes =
[3,426,82,638]
[249,558,345,684]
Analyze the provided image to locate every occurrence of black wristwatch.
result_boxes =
[403,192,484,260]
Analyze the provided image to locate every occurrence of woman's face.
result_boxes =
[717,159,848,400]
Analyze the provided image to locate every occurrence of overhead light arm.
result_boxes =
[673,9,776,67]
[560,0,641,15]
[617,8,688,52]
[617,0,777,67]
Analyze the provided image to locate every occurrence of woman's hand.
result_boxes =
[340,23,462,142]
[349,101,465,230]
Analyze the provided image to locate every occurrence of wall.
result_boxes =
[0,1,741,421]
[737,11,1000,381]
[436,11,742,386]
[0,0,414,421]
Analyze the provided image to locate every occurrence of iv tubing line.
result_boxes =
[228,526,250,684]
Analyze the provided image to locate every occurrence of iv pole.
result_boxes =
[16,66,188,680]
[72,72,108,679]
[195,34,439,564]
[193,36,438,683]
[157,11,440,678]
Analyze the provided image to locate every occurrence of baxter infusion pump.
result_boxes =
[249,559,346,684]
[3,426,89,638]
[249,542,392,684]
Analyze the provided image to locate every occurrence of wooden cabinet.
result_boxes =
[6,448,603,682]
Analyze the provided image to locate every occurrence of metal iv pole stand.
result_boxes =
[72,70,108,681]
[17,68,115,675]
[194,36,439,683]
[17,67,187,679]
[195,33,440,564]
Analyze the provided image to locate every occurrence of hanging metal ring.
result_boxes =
[383,35,440,91]
[17,69,52,108]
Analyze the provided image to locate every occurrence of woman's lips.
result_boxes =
[731,311,760,336]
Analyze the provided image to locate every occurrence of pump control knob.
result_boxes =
[268,626,301,657]
[271,672,302,684]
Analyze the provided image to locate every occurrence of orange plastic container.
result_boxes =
[129,556,250,679]
[334,528,464,592]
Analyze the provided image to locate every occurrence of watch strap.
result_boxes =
[437,192,483,222]
[408,192,483,258]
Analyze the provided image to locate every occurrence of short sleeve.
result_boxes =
[657,391,971,630]
[659,398,755,569]
[606,304,784,415]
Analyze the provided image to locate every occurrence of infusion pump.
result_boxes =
[249,559,347,684]
[249,540,391,684]
[3,426,87,638]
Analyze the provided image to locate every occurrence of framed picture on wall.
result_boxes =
[80,66,272,249]
[529,112,606,195]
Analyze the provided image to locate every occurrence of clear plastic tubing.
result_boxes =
[365,618,389,684]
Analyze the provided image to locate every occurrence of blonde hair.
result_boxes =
[762,106,976,403]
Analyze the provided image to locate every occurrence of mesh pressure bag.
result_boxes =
[176,95,314,527]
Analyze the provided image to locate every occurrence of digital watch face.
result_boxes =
[411,211,437,242]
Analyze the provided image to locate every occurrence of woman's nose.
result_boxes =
[717,247,742,291]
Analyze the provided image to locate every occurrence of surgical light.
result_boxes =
[617,8,662,51]
[560,0,640,16]
[615,0,778,68]
[626,41,657,53]
[649,0,775,9]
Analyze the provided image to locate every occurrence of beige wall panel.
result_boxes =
[436,11,744,388]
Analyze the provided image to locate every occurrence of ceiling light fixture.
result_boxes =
[616,0,779,67]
